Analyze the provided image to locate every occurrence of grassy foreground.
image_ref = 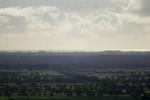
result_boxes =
[0,96,142,100]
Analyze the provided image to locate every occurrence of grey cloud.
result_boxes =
[0,15,27,34]
[130,0,150,17]
[0,0,128,15]
[138,0,150,16]
[119,21,150,36]
[0,5,149,39]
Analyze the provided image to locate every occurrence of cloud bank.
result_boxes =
[0,0,150,50]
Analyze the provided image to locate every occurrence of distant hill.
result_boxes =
[0,51,150,71]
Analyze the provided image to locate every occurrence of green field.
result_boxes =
[0,96,142,100]
[0,70,150,100]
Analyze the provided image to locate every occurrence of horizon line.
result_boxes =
[0,49,150,52]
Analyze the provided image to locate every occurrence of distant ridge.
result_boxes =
[0,51,150,71]
[0,50,150,53]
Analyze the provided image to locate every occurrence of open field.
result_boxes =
[0,52,150,100]
[0,70,150,100]
[0,96,143,100]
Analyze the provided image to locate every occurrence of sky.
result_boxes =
[0,0,150,51]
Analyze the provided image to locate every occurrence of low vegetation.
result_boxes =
[0,70,149,100]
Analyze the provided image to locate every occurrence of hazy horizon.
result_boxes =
[0,0,150,51]
[1,49,150,52]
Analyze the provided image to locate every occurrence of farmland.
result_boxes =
[0,51,150,100]
[0,70,150,100]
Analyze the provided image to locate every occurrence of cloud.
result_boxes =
[140,0,150,16]
[0,15,9,25]
[0,1,149,51]
[0,6,150,38]
[126,0,150,17]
